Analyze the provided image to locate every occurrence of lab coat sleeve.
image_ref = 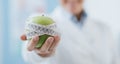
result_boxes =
[110,37,120,64]
[22,41,54,64]
[104,26,120,64]
[112,42,120,64]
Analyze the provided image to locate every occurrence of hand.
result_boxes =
[20,34,60,57]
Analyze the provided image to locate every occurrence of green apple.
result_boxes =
[27,15,55,48]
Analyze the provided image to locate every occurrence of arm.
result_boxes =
[22,41,51,64]
[21,34,60,64]
[104,26,120,64]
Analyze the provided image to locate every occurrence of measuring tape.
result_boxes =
[25,22,58,39]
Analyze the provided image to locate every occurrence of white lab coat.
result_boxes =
[22,7,120,64]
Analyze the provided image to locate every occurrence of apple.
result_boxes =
[26,15,55,48]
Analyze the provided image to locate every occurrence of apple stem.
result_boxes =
[42,14,44,16]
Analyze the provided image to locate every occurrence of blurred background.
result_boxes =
[0,0,120,64]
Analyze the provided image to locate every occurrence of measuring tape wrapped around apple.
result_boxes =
[25,14,59,48]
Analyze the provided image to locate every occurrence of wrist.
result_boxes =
[36,50,55,58]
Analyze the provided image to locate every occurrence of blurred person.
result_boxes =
[21,0,120,64]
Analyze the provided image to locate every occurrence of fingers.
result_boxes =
[40,37,54,52]
[20,34,27,41]
[27,35,39,51]
[49,35,60,51]
[24,35,60,57]
[36,36,60,57]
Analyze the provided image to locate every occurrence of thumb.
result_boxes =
[20,34,27,41]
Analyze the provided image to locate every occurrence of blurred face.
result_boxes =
[60,0,84,15]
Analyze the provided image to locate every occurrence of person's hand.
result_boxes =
[20,34,60,57]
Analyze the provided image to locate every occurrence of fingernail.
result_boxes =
[33,36,39,41]
[49,38,54,43]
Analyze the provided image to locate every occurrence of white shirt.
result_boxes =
[22,6,120,64]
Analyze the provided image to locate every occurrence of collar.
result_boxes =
[52,6,88,28]
[59,6,87,23]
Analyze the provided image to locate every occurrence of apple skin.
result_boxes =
[36,34,50,48]
[32,16,54,25]
[28,15,55,48]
